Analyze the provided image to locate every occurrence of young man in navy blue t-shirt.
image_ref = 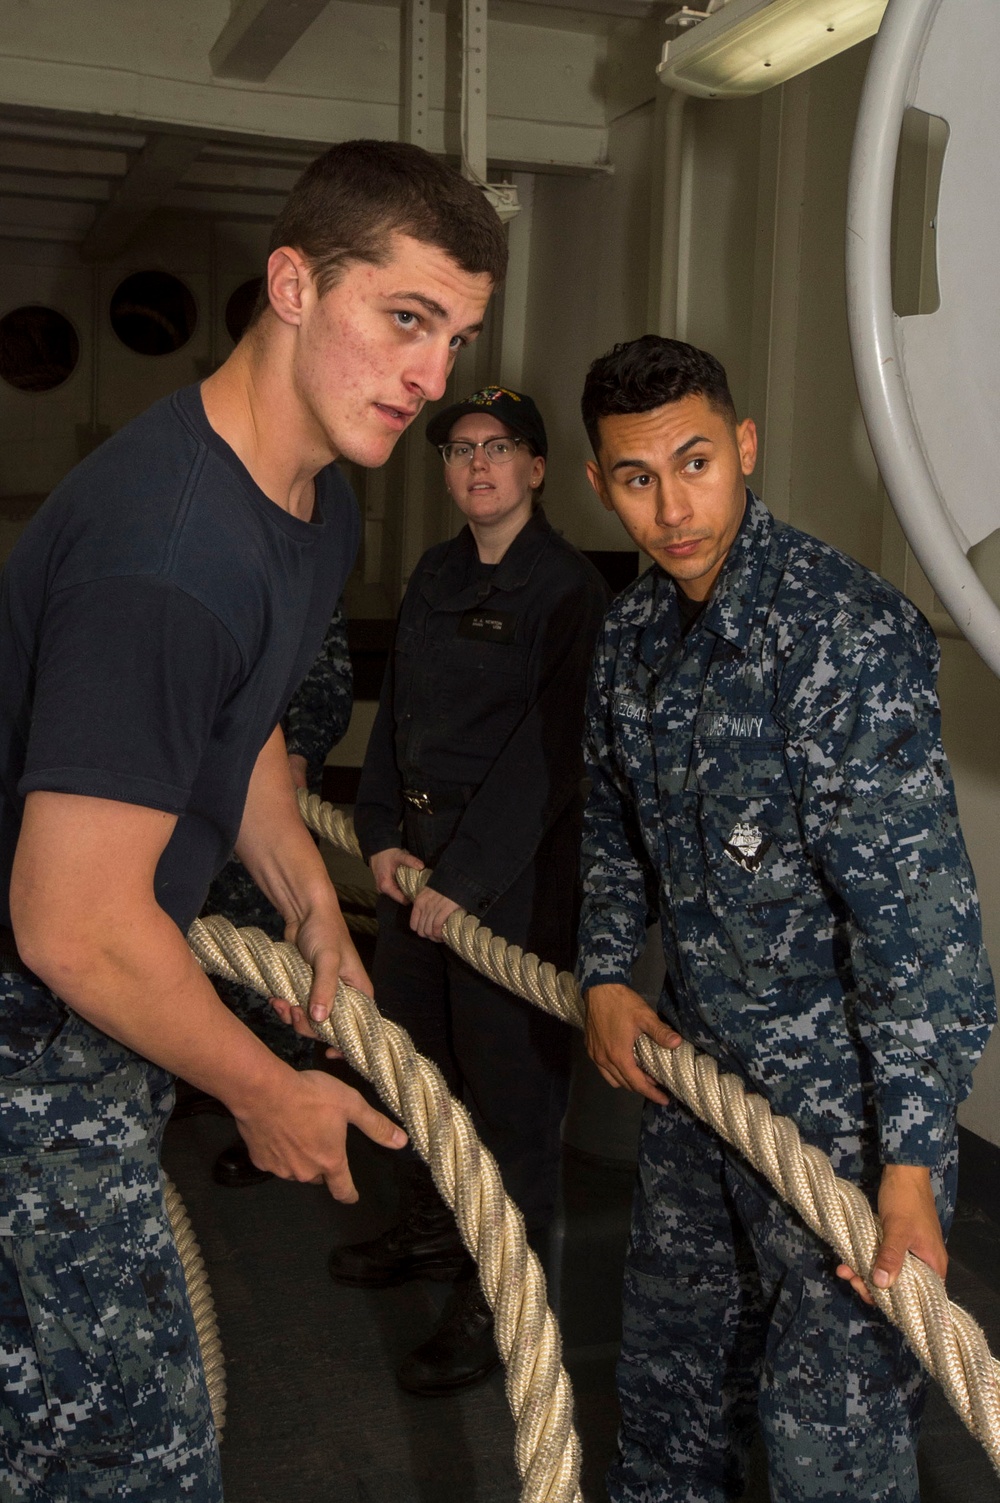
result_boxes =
[0,141,505,1501]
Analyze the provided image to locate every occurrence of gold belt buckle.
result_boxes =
[403,787,433,814]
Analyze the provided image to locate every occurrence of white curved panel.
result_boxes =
[847,0,1000,675]
[899,0,1000,552]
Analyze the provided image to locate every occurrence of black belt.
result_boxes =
[402,784,475,817]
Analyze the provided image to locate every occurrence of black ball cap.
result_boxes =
[425,385,547,458]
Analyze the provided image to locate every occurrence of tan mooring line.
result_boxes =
[164,1173,228,1436]
[291,788,1000,1481]
[187,909,583,1503]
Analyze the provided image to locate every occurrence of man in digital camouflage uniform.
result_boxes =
[577,335,996,1503]
[0,142,503,1502]
[204,605,354,1185]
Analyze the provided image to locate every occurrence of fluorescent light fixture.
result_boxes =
[657,0,889,98]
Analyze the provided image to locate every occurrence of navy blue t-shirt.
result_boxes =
[0,383,359,933]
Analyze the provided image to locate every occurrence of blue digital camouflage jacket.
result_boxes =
[578,493,996,1170]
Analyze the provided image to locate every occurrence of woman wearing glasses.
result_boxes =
[337,386,609,1393]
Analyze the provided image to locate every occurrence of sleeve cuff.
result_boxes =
[576,936,644,993]
[426,858,498,917]
[875,1084,955,1166]
[576,963,637,993]
[285,731,326,767]
[18,765,190,815]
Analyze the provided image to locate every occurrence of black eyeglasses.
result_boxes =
[438,437,528,467]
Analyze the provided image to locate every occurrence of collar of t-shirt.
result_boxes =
[676,586,707,637]
[175,382,334,536]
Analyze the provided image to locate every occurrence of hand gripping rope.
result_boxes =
[291,790,1000,1479]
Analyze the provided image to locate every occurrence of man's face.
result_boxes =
[281,232,493,468]
[586,393,757,601]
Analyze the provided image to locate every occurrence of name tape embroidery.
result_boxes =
[457,609,517,643]
[615,694,650,725]
[697,712,772,739]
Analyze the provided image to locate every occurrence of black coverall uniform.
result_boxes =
[355,507,609,1232]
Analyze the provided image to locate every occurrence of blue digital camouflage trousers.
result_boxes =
[0,970,221,1502]
[610,1099,957,1503]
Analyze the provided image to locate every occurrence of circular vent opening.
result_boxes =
[110,270,197,356]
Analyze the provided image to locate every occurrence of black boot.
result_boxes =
[328,1168,472,1289]
[213,1136,273,1188]
[395,1275,500,1395]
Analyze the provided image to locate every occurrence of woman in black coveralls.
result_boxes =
[330,386,609,1394]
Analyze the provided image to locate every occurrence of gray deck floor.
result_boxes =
[163,1104,1000,1503]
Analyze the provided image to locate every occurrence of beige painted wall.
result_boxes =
[938,640,1000,1142]
[677,94,761,415]
[520,101,656,551]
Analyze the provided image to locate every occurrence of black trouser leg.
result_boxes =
[445,947,570,1232]
[371,893,570,1234]
[370,893,458,1213]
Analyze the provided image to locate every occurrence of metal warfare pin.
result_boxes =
[723,821,771,873]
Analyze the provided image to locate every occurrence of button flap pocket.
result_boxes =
[0,1148,124,1238]
[693,734,786,795]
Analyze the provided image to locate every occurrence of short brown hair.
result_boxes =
[252,139,507,323]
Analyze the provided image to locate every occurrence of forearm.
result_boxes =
[578,796,655,989]
[233,727,370,1021]
[11,789,396,1201]
[815,792,995,1162]
[17,885,293,1119]
[235,724,338,926]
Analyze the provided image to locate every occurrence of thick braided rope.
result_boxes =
[187,913,582,1503]
[336,879,379,937]
[300,791,363,859]
[298,791,1000,1476]
[334,881,377,912]
[300,794,375,930]
[163,1173,227,1435]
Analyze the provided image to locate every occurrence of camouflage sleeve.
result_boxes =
[577,628,659,993]
[283,605,353,790]
[780,608,996,1165]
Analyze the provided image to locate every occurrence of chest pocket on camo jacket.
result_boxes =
[692,731,816,913]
